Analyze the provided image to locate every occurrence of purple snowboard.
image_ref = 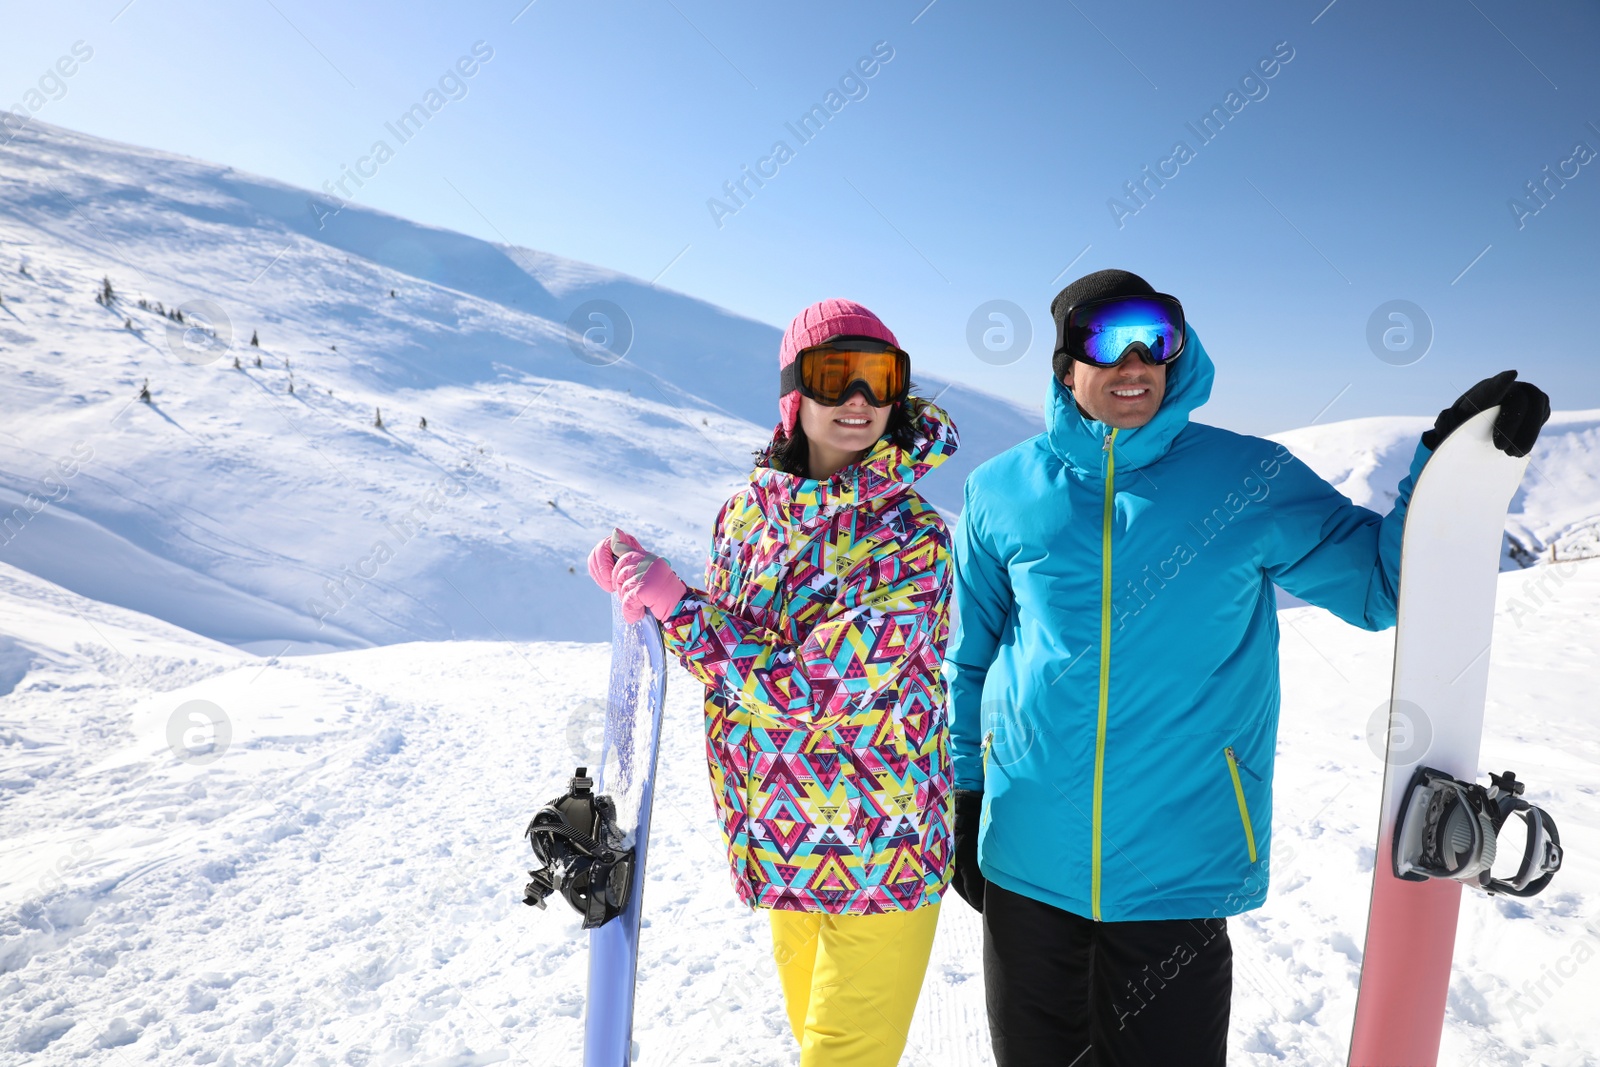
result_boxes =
[584,601,667,1066]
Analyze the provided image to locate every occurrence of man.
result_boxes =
[945,269,1548,1065]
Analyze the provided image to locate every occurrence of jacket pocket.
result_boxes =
[1223,746,1259,864]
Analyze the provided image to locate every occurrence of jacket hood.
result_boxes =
[751,396,958,529]
[1045,323,1215,475]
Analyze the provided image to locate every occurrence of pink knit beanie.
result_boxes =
[777,298,899,437]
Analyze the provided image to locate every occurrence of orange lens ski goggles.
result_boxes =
[780,336,911,407]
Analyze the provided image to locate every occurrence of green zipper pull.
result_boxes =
[1227,747,1263,782]
[981,730,994,774]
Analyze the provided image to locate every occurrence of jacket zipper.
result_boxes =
[1224,746,1259,864]
[981,729,993,776]
[1091,429,1117,921]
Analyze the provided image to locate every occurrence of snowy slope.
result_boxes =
[3,118,1597,1066]
[1272,411,1600,567]
[1,556,1595,1065]
[0,120,1043,651]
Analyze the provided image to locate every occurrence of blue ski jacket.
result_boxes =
[948,326,1430,921]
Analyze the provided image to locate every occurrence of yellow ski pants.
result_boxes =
[769,902,941,1067]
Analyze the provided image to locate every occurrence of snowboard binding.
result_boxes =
[1392,767,1562,897]
[523,766,635,928]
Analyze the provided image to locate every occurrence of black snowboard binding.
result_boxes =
[1393,767,1562,897]
[523,766,634,928]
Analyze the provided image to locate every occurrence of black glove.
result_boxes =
[1422,369,1550,458]
[949,789,986,912]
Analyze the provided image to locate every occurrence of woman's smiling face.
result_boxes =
[798,394,891,479]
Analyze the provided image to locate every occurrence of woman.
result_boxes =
[587,298,959,1066]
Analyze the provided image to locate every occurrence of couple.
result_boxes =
[585,270,1549,1066]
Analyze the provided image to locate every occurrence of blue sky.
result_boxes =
[4,0,1597,433]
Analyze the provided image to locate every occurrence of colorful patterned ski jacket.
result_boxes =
[659,398,959,914]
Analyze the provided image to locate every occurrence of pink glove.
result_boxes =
[586,529,643,593]
[614,549,687,624]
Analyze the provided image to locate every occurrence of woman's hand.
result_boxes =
[613,535,687,624]
[586,528,644,593]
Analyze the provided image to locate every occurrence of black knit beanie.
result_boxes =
[1050,269,1157,383]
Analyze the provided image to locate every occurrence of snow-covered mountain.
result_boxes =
[2,120,1598,1067]
[4,119,1597,655]
[1272,412,1600,568]
[0,120,1042,652]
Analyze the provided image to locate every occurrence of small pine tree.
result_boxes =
[330,344,337,351]
[250,329,259,347]
[18,257,29,276]
[373,407,383,429]
[254,354,263,368]
[124,317,133,330]
[389,289,397,298]
[418,416,427,429]
[138,298,149,310]
[102,277,115,304]
[174,308,185,324]
[138,378,151,403]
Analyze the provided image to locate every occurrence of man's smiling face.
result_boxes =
[1061,355,1168,429]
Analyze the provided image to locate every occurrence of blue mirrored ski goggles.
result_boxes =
[1060,294,1186,368]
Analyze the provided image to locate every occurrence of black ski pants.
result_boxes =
[982,882,1232,1066]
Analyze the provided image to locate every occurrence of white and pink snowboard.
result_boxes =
[1347,407,1530,1066]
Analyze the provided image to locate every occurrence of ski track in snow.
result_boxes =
[2,558,1597,1066]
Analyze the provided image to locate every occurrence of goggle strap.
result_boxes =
[779,358,802,398]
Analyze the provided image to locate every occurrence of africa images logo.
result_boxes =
[706,41,896,229]
[307,42,496,230]
[1106,41,1295,229]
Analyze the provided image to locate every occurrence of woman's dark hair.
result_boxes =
[760,388,923,478]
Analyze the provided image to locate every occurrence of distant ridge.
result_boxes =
[0,119,1040,648]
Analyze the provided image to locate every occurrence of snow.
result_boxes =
[0,119,1043,651]
[2,555,1596,1065]
[2,119,1597,1065]
[1271,411,1600,567]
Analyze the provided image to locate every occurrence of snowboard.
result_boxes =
[585,601,669,1066]
[1347,407,1530,1066]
